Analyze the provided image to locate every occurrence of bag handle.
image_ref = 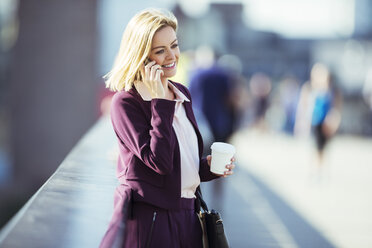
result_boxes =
[196,187,209,213]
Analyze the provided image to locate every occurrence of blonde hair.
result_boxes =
[104,8,178,92]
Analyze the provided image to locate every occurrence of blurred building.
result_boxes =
[353,0,372,39]
[173,1,372,135]
[0,0,99,228]
[173,3,311,83]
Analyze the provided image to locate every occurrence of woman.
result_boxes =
[295,63,342,174]
[100,8,235,248]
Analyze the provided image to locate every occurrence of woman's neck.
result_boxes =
[162,78,175,101]
[165,83,175,101]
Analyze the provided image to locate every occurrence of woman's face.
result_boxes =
[311,64,330,90]
[148,26,180,79]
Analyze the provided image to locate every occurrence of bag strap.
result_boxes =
[196,187,209,213]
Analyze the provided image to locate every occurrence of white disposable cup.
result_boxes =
[210,142,236,175]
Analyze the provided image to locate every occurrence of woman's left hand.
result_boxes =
[207,155,236,178]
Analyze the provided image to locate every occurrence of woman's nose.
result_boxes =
[166,49,176,60]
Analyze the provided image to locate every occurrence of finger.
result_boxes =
[226,163,235,170]
[143,62,154,84]
[145,62,157,83]
[155,68,164,81]
[144,60,156,69]
[144,61,155,77]
[223,170,234,177]
[150,64,161,80]
[206,155,212,166]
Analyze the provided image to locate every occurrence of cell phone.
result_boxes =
[144,58,152,65]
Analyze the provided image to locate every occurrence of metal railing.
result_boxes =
[0,116,118,248]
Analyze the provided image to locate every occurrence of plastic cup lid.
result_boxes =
[210,142,236,154]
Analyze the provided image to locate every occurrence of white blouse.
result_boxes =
[169,83,200,198]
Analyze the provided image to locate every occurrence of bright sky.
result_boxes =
[179,0,355,39]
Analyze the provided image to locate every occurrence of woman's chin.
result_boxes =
[162,70,177,79]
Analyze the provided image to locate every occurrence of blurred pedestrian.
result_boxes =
[363,67,372,135]
[99,9,235,248]
[189,49,238,143]
[278,75,300,134]
[295,63,342,174]
[249,72,272,131]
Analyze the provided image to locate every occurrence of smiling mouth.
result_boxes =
[162,62,176,68]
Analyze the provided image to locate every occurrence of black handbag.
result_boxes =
[196,188,230,248]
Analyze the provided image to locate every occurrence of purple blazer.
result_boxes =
[99,81,218,247]
[110,81,217,208]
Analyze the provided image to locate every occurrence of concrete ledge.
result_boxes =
[0,116,118,248]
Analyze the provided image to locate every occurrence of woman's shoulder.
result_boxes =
[111,88,142,110]
[112,88,139,101]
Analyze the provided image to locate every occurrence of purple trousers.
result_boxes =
[122,198,203,248]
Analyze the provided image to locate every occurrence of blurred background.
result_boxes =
[0,0,371,247]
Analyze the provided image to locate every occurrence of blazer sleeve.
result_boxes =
[199,158,219,181]
[111,95,177,175]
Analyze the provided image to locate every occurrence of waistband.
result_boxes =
[179,197,196,210]
[133,198,196,211]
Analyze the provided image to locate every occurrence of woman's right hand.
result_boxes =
[143,60,165,99]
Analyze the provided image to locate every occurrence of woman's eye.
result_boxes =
[172,44,178,49]
[155,49,164,54]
